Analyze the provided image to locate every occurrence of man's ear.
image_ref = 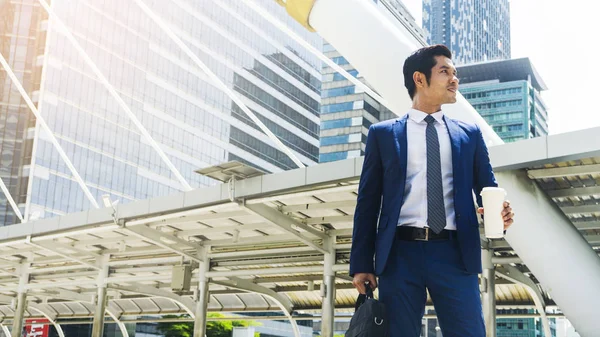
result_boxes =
[413,71,425,88]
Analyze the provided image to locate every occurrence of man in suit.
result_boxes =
[349,45,514,337]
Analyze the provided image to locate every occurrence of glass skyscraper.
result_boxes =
[0,0,321,225]
[422,0,511,64]
[319,0,425,163]
[457,58,549,143]
[0,0,46,226]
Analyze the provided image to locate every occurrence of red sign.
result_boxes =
[24,319,49,337]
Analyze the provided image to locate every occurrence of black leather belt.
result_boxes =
[396,226,453,241]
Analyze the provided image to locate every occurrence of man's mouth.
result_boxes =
[447,88,457,93]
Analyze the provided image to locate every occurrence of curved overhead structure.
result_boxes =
[109,285,196,318]
[213,278,300,337]
[106,309,129,337]
[29,304,65,337]
[496,265,551,337]
[1,324,10,337]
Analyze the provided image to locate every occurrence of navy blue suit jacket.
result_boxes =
[349,114,497,276]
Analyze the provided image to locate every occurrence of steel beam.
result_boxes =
[33,240,101,259]
[280,200,356,213]
[120,223,203,263]
[560,205,600,214]
[527,164,600,179]
[246,185,358,205]
[243,203,328,253]
[161,210,251,227]
[304,215,354,225]
[584,235,600,244]
[215,256,323,267]
[496,265,551,337]
[206,234,298,247]
[573,221,600,230]
[27,238,100,270]
[547,186,600,198]
[177,223,270,238]
[27,242,99,270]
[275,283,355,292]
[44,289,91,303]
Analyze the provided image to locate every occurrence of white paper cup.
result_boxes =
[480,187,507,239]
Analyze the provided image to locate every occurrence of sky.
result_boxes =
[400,0,598,135]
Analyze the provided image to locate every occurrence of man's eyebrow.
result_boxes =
[440,65,457,73]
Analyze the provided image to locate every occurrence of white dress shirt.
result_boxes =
[397,109,456,230]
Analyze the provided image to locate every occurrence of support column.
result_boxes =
[481,248,496,337]
[92,255,110,337]
[193,249,210,337]
[320,236,336,337]
[12,263,30,337]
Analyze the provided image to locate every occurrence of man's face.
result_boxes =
[419,56,459,105]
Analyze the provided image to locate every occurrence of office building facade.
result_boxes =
[457,58,549,143]
[496,309,557,337]
[422,0,511,64]
[319,0,425,163]
[0,0,321,225]
[0,0,46,226]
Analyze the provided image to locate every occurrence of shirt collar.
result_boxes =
[408,108,444,124]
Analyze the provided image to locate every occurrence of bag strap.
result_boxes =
[354,283,374,311]
[365,284,374,299]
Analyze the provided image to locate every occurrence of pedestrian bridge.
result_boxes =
[0,126,598,336]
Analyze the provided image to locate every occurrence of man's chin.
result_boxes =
[443,97,458,105]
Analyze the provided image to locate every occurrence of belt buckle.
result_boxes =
[415,227,429,241]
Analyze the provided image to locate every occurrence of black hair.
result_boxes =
[403,44,452,99]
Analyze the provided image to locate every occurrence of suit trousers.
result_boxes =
[378,232,486,337]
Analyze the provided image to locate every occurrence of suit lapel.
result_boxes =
[393,115,409,172]
[443,116,462,178]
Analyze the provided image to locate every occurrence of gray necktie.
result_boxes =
[425,115,446,234]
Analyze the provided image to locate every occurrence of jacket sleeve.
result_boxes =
[473,125,498,208]
[349,125,384,276]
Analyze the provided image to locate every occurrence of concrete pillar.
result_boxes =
[12,263,30,337]
[91,287,108,337]
[11,291,26,337]
[320,236,336,337]
[91,255,110,337]
[481,248,496,337]
[193,251,210,337]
